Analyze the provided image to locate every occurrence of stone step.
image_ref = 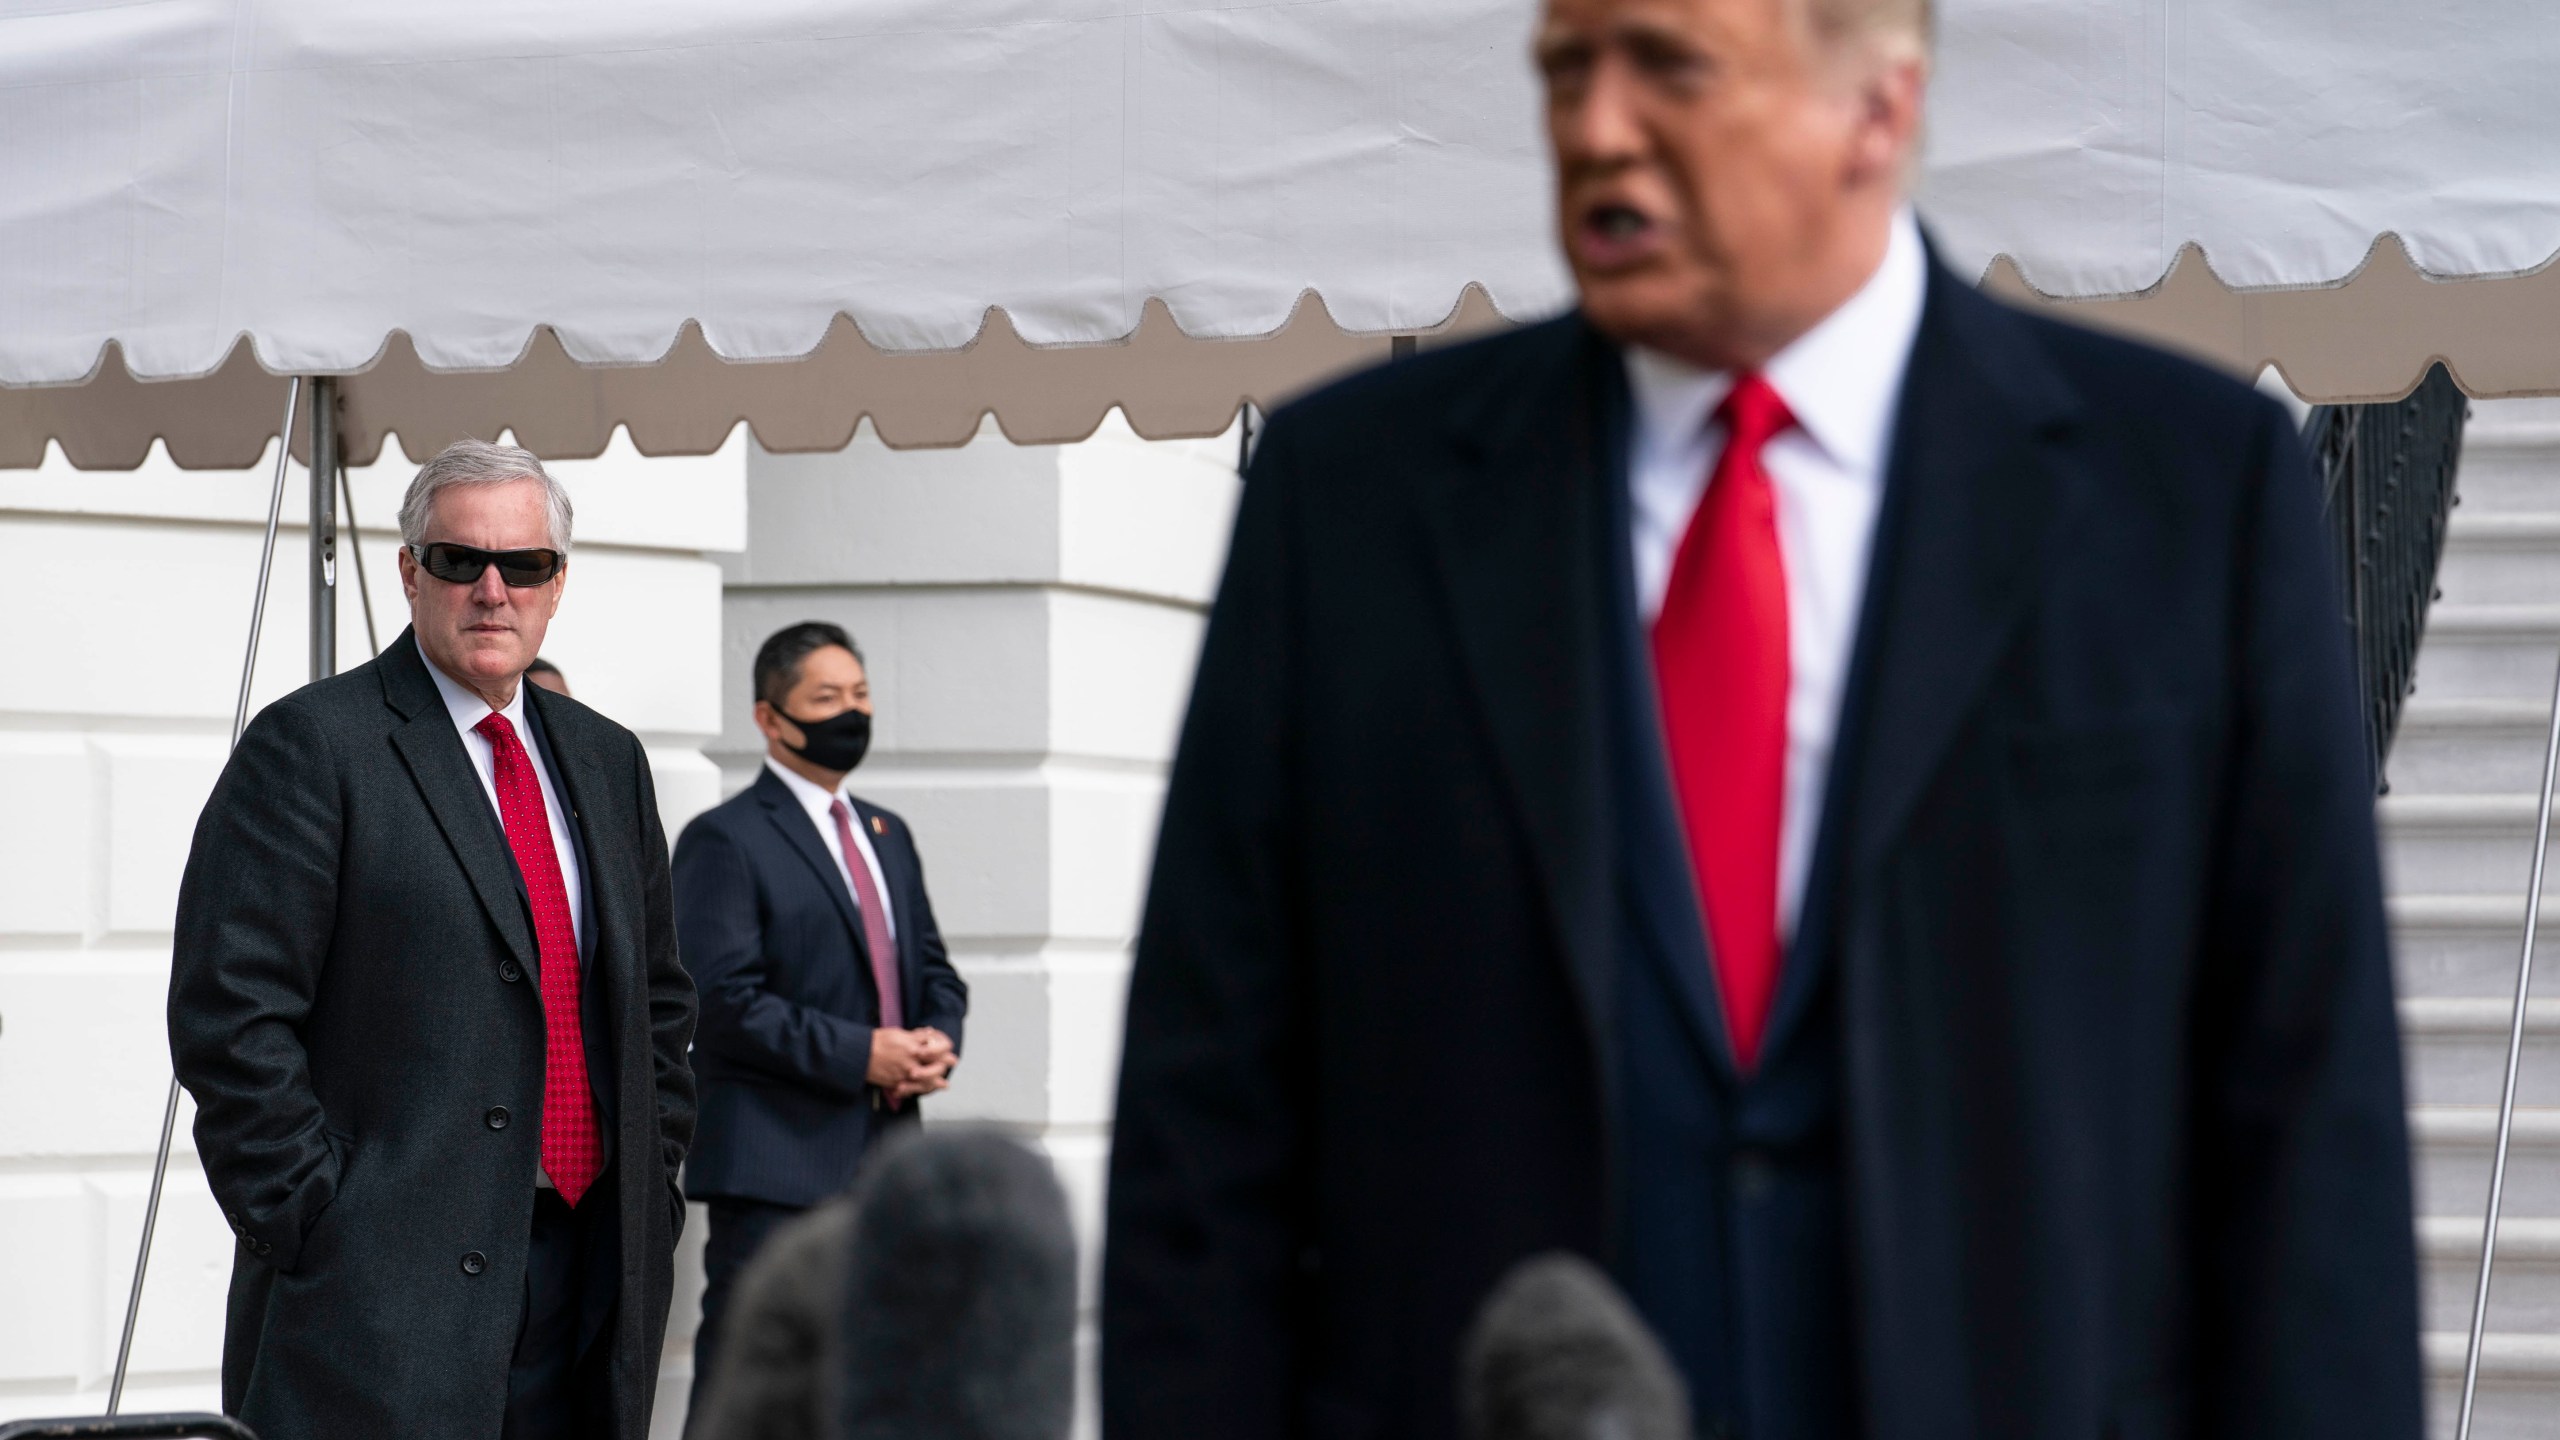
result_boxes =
[2456,410,2560,513]
[2421,1217,2560,1337]
[2403,999,2560,1110]
[2415,1107,2560,1219]
[2438,514,2560,609]
[2423,1330,2560,1440]
[2407,607,2560,707]
[2391,700,2557,796]
[2395,894,2558,998]
[2382,795,2560,898]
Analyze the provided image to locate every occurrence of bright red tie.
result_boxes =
[475,712,605,1205]
[1650,372,1794,1071]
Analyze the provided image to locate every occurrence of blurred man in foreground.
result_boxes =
[1102,0,2422,1435]
[171,440,698,1439]
[674,621,969,1429]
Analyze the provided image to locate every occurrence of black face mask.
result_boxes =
[777,704,871,773]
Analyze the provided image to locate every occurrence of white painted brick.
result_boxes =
[95,1160,231,1377]
[1058,415,1241,607]
[537,550,728,737]
[0,516,309,724]
[0,1174,100,1385]
[1047,773,1168,944]
[1048,591,1203,764]
[0,960,186,1160]
[734,426,1061,588]
[645,746,726,845]
[1044,954,1134,1130]
[936,961,1056,1126]
[892,594,1055,755]
[0,735,93,937]
[97,735,228,938]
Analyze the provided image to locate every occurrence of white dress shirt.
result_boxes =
[763,755,898,942]
[420,638,585,952]
[1624,207,1927,939]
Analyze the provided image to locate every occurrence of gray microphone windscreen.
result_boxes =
[837,1129,1079,1440]
[1458,1253,1692,1440]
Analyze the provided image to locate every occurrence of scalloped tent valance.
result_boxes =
[5,0,2556,463]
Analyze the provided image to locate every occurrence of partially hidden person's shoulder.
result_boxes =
[528,685,647,766]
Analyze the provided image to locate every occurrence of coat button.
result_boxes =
[498,959,524,983]
[486,1106,511,1130]
[461,1251,487,1276]
[1731,1148,1776,1201]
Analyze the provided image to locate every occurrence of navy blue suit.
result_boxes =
[1102,254,2423,1440]
[672,765,967,1414]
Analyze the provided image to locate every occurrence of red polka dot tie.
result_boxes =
[475,712,604,1205]
[1651,372,1795,1071]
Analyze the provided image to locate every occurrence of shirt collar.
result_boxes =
[419,634,528,739]
[1623,206,1927,475]
[763,754,849,820]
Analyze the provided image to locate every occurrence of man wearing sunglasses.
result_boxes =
[170,438,698,1440]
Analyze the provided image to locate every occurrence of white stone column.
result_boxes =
[674,414,1239,1432]
[0,432,742,1422]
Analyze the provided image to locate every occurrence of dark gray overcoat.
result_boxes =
[169,630,697,1440]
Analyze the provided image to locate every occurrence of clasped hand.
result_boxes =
[867,1025,956,1104]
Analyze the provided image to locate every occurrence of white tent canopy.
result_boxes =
[6,0,2558,462]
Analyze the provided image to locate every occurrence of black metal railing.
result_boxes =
[2305,364,2471,791]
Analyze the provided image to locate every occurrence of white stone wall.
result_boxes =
[0,432,745,1423]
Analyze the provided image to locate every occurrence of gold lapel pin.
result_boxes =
[870,815,886,836]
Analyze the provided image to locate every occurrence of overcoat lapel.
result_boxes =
[1845,268,2082,874]
[1417,319,1621,1072]
[380,633,538,973]
[527,686,615,977]
[752,769,871,964]
[1831,270,2087,1431]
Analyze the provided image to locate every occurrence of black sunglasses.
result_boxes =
[411,542,566,588]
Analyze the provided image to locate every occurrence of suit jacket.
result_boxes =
[169,629,698,1440]
[1101,260,2423,1440]
[673,766,968,1207]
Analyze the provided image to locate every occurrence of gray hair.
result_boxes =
[397,439,575,552]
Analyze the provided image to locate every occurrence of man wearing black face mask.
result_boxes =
[671,621,968,1430]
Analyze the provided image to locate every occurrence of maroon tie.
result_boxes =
[474,712,604,1205]
[1650,372,1795,1070]
[831,798,904,1037]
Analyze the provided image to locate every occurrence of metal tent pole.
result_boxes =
[2455,643,2560,1440]
[309,376,339,681]
[339,459,380,658]
[107,377,304,1415]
